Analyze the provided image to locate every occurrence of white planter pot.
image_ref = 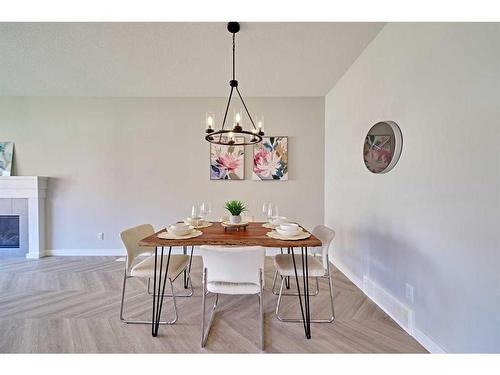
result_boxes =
[229,215,241,224]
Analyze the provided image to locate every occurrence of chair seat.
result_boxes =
[274,254,325,277]
[207,281,260,295]
[130,254,189,279]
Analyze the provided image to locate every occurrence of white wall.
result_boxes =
[325,23,500,353]
[0,97,325,253]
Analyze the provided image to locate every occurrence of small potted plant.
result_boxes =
[224,200,247,224]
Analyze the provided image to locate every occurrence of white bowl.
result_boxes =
[279,223,299,231]
[167,224,193,236]
[276,228,302,237]
[271,216,289,225]
[173,222,189,230]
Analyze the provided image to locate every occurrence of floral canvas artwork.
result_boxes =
[253,136,288,180]
[363,135,392,173]
[210,137,245,180]
[0,142,14,176]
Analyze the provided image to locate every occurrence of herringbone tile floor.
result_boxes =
[0,256,426,353]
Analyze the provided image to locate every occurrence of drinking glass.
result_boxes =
[262,203,269,219]
[191,204,199,218]
[200,202,212,220]
[267,204,278,221]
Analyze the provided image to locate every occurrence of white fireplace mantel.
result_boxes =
[0,176,48,259]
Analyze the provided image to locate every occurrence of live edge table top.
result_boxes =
[139,222,322,248]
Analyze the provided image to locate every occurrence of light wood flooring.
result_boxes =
[0,256,426,353]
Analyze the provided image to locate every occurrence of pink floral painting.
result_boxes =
[363,135,393,173]
[210,137,244,180]
[253,137,288,180]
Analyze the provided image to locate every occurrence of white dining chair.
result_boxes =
[200,245,265,350]
[119,224,193,325]
[272,225,336,323]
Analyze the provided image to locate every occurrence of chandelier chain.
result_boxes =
[232,33,235,81]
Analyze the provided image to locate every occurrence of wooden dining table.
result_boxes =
[139,221,322,339]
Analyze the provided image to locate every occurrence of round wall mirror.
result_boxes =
[363,121,403,174]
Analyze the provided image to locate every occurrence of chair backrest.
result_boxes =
[200,246,265,285]
[120,224,155,271]
[312,225,336,269]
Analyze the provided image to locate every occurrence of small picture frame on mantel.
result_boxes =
[0,142,14,176]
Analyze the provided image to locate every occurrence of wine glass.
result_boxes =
[262,203,269,220]
[200,202,212,221]
[191,204,199,218]
[267,204,279,222]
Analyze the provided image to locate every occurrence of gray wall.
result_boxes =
[325,23,500,353]
[0,97,325,253]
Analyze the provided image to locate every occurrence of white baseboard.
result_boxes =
[333,259,446,353]
[413,328,446,354]
[332,258,364,290]
[43,247,283,257]
[44,248,126,256]
[363,276,414,335]
[26,252,42,259]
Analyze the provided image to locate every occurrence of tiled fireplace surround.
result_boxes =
[0,177,47,259]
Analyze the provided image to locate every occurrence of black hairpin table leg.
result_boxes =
[290,246,312,339]
[302,246,311,337]
[151,246,172,337]
[187,246,194,286]
[286,247,291,289]
[183,246,188,289]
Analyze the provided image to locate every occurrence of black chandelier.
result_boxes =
[205,22,264,146]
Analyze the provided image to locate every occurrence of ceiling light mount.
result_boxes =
[227,22,240,34]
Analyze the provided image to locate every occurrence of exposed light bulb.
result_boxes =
[235,112,241,123]
[257,116,265,135]
[206,112,215,132]
[228,131,236,144]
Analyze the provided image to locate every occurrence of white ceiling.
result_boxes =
[0,22,384,97]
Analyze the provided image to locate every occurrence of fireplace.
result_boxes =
[0,215,20,248]
[0,177,48,258]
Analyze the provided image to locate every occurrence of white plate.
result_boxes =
[266,230,311,241]
[183,220,212,229]
[158,229,203,240]
[276,227,303,237]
